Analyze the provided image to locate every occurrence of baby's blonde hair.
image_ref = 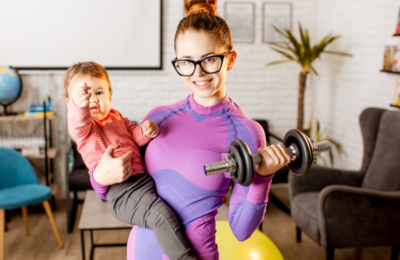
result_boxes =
[64,61,112,98]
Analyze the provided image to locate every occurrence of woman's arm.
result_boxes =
[90,145,133,198]
[228,125,290,241]
[228,173,274,241]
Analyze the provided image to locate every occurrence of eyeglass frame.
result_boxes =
[171,51,234,77]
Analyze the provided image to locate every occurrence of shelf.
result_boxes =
[394,34,400,37]
[0,113,54,121]
[23,147,58,159]
[380,70,400,75]
[390,104,400,109]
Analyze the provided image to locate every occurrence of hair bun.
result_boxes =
[184,0,217,16]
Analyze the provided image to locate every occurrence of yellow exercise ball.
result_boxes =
[215,221,284,260]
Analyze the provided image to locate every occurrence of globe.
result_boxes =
[0,67,22,115]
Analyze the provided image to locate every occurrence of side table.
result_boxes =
[79,191,132,260]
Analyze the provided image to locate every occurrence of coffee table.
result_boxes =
[79,191,132,260]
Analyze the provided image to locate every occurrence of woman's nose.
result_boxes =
[193,63,205,76]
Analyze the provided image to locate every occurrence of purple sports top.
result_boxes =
[90,94,274,260]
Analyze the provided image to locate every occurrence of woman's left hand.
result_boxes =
[255,144,291,177]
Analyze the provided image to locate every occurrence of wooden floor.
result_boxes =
[3,196,394,260]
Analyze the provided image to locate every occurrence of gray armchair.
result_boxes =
[289,108,400,260]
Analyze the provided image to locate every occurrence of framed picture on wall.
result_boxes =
[224,2,255,43]
[263,2,292,43]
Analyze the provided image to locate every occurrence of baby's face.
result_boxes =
[69,75,112,120]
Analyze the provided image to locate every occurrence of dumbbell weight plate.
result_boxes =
[227,145,244,184]
[228,139,254,186]
[283,129,312,176]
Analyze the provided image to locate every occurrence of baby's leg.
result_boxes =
[107,174,195,260]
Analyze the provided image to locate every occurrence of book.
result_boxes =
[392,46,400,72]
[396,8,400,34]
[24,111,54,118]
[383,46,396,71]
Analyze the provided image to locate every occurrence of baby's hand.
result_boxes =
[255,144,291,177]
[71,82,91,108]
[141,120,159,138]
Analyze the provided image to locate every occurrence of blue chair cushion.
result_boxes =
[0,184,51,210]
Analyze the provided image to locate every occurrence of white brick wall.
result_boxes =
[4,0,397,197]
[311,0,400,170]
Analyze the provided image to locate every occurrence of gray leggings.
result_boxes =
[107,173,195,260]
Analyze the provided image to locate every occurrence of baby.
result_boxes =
[65,62,195,260]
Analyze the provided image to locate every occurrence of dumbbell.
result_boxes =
[203,129,332,186]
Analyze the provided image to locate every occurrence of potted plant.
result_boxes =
[267,24,352,131]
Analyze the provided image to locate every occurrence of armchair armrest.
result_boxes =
[318,185,400,248]
[289,166,364,199]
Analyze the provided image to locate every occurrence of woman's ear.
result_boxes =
[227,51,237,71]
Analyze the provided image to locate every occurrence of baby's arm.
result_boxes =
[67,83,93,141]
[122,117,158,147]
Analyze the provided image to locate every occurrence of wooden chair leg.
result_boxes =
[1,209,5,260]
[21,207,29,235]
[327,247,334,260]
[391,245,400,260]
[42,200,63,248]
[296,226,302,243]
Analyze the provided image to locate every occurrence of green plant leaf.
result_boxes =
[271,25,290,40]
[266,60,293,66]
[329,150,334,166]
[270,47,296,60]
[310,65,319,76]
[267,42,298,57]
[323,50,353,56]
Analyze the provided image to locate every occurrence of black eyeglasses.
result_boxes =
[171,51,233,76]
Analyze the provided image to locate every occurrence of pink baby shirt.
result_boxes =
[67,98,151,175]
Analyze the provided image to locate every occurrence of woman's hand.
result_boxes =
[141,120,159,138]
[93,145,133,185]
[255,144,291,177]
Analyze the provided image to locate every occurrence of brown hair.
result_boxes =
[64,61,112,98]
[174,0,233,52]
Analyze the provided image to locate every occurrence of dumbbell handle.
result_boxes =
[251,147,296,166]
[205,146,296,176]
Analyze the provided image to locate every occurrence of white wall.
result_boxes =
[3,0,398,198]
[311,0,400,170]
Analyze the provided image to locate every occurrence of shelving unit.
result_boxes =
[0,101,58,197]
[381,70,400,75]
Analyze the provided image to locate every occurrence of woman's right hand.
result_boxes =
[93,145,133,185]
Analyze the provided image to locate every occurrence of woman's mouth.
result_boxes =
[193,79,213,89]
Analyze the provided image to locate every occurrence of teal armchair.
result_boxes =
[0,147,63,260]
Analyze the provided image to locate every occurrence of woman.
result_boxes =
[91,1,290,259]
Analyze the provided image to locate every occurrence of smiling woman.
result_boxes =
[91,1,290,259]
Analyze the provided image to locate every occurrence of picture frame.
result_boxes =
[262,2,292,43]
[224,2,255,43]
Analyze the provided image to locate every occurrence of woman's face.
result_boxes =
[175,30,236,106]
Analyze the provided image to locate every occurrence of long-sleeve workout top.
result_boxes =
[91,94,274,260]
[68,98,151,178]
